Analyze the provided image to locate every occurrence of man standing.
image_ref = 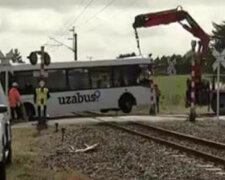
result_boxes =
[34,80,50,127]
[154,84,161,113]
[8,82,21,121]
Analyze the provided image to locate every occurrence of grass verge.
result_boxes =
[7,127,89,180]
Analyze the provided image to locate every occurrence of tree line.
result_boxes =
[153,21,225,75]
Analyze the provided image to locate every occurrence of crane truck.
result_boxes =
[132,6,224,115]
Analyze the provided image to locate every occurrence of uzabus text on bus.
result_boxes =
[58,90,101,105]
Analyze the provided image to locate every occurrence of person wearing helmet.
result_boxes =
[34,80,50,127]
[8,82,21,121]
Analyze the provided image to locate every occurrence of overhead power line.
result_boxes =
[72,0,95,24]
[45,0,95,54]
[58,0,95,39]
[56,0,87,37]
[76,0,117,28]
[43,0,85,48]
[49,37,74,51]
[83,0,138,33]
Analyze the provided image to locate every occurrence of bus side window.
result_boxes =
[113,67,128,87]
[8,72,13,88]
[138,66,151,86]
[68,68,90,90]
[120,66,139,87]
[14,71,38,94]
[0,72,13,93]
[91,68,112,89]
[113,68,121,87]
[24,83,33,94]
[97,79,102,88]
[46,70,67,92]
[0,72,5,92]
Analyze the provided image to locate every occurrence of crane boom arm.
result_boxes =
[133,7,210,58]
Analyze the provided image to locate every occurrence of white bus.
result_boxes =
[0,58,154,119]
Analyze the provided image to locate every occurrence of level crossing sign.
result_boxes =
[0,51,5,59]
[0,49,20,62]
[212,49,225,71]
[0,49,14,65]
[167,58,176,75]
[212,48,225,123]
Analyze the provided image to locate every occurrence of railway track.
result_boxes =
[62,111,225,167]
[132,121,225,150]
[90,116,225,167]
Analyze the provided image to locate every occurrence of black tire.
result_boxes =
[119,96,134,113]
[24,104,35,121]
[0,146,6,180]
[211,96,216,114]
[6,143,12,164]
[0,161,6,180]
[149,106,156,115]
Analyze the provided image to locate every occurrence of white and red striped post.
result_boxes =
[38,46,47,129]
[149,69,156,115]
[190,59,196,122]
[189,41,197,122]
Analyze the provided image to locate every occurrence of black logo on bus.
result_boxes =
[58,90,101,105]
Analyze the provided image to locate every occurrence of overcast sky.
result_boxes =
[0,0,224,62]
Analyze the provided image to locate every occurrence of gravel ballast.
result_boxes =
[125,123,225,159]
[154,119,225,144]
[39,124,225,180]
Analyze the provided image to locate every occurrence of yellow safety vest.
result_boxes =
[36,88,48,105]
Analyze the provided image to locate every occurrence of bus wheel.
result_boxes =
[119,94,135,113]
[24,103,35,121]
[100,109,108,113]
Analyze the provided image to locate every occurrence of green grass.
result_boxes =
[7,128,89,180]
[154,74,211,113]
[154,74,188,113]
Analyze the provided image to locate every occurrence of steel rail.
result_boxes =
[67,112,225,166]
[132,122,225,150]
[99,121,225,166]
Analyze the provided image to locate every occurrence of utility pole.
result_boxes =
[27,47,51,130]
[40,46,45,79]
[39,46,48,129]
[69,26,78,61]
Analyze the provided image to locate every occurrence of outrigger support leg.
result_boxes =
[189,107,196,122]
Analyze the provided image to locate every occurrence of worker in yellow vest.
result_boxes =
[34,80,50,126]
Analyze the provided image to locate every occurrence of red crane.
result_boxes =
[133,6,210,61]
[133,7,211,119]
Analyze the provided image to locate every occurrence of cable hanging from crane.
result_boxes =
[134,28,143,57]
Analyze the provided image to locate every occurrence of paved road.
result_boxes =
[12,113,219,129]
